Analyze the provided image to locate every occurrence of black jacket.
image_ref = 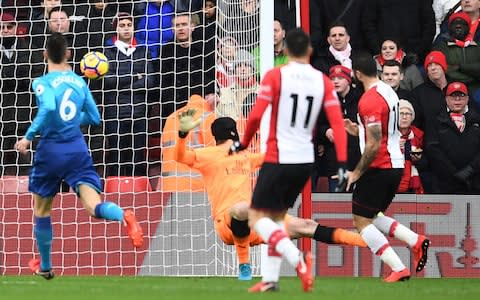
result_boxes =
[426,109,480,194]
[103,41,156,120]
[159,40,215,119]
[410,79,446,133]
[362,0,435,60]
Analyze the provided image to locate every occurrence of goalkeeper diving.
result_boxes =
[174,108,366,280]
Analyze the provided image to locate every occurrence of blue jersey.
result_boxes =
[26,70,100,142]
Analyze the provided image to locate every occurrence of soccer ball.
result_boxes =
[80,51,109,80]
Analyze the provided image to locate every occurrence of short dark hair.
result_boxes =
[382,59,404,73]
[46,32,67,64]
[285,28,310,57]
[352,51,377,77]
[328,21,349,36]
[48,6,69,19]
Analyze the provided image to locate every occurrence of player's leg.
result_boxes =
[248,163,313,293]
[229,202,252,280]
[353,169,410,282]
[65,151,143,248]
[373,213,430,272]
[30,194,55,280]
[286,216,367,247]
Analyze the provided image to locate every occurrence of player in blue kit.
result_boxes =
[15,33,144,280]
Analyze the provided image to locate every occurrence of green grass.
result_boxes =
[1,276,480,300]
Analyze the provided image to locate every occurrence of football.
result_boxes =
[80,51,109,80]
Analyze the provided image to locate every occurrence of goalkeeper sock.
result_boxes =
[34,216,53,271]
[94,202,124,222]
[332,228,368,248]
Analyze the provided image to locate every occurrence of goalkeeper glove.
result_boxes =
[229,141,247,154]
[178,108,202,138]
[335,162,349,193]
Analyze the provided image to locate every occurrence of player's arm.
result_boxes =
[174,109,201,166]
[249,153,265,169]
[25,80,56,141]
[352,123,381,177]
[80,85,101,126]
[232,69,279,152]
[322,75,347,164]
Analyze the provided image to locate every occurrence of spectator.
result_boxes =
[1,12,43,175]
[30,0,62,46]
[410,51,450,193]
[397,100,425,194]
[217,52,258,120]
[1,1,31,22]
[85,0,118,50]
[159,12,215,124]
[135,0,174,60]
[426,82,480,194]
[433,12,480,108]
[309,0,367,54]
[160,94,216,192]
[315,65,361,192]
[313,22,352,74]
[103,12,156,176]
[411,51,449,132]
[220,0,259,51]
[374,39,424,91]
[381,60,414,101]
[252,19,288,73]
[432,0,459,38]
[193,0,217,49]
[216,36,241,88]
[362,0,436,62]
[461,0,480,42]
[274,0,296,32]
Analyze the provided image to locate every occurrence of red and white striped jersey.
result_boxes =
[357,80,404,169]
[241,62,347,164]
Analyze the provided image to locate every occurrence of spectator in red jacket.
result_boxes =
[398,100,425,194]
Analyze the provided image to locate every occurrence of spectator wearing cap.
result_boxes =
[374,39,424,91]
[103,12,157,177]
[434,11,480,107]
[426,81,480,194]
[314,65,361,192]
[312,21,352,74]
[217,51,258,121]
[397,100,426,194]
[437,0,480,44]
[159,12,215,125]
[411,51,449,132]
[1,12,43,175]
[410,50,450,193]
[381,60,414,102]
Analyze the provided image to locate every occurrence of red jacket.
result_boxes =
[398,126,424,194]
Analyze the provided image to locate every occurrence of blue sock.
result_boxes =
[94,202,124,222]
[34,216,52,272]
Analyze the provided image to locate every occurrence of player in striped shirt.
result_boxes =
[175,111,365,281]
[344,52,430,282]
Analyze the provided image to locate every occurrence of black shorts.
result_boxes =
[251,162,312,211]
[352,168,403,218]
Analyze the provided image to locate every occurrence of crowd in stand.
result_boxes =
[1,0,479,194]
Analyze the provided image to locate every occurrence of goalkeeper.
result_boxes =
[175,109,366,281]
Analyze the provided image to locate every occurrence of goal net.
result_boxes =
[0,0,267,276]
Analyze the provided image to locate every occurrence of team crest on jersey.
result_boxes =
[35,84,45,95]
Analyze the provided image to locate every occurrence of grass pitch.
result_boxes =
[1,276,479,300]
